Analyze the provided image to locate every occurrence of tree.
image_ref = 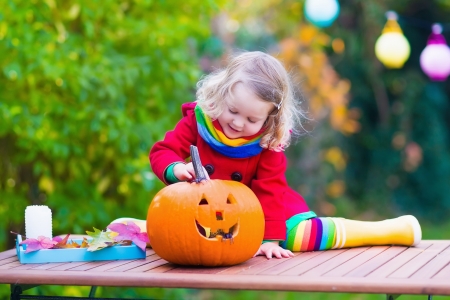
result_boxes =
[0,0,222,251]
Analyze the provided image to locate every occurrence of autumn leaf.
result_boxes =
[80,237,89,248]
[86,227,117,252]
[107,221,149,251]
[16,226,144,253]
[52,236,63,243]
[50,234,82,249]
[20,236,58,253]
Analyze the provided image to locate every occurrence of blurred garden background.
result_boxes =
[1,0,450,299]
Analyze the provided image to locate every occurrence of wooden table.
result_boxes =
[1,240,450,299]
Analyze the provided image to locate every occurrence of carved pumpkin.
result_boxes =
[146,146,265,266]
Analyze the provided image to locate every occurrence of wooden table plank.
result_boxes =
[69,260,117,271]
[48,261,93,271]
[0,256,19,267]
[67,250,155,271]
[324,246,390,277]
[0,249,16,261]
[366,242,431,278]
[145,264,176,273]
[0,261,22,269]
[0,242,449,296]
[145,249,156,256]
[280,249,347,276]
[299,247,367,277]
[82,249,156,272]
[10,263,48,270]
[217,256,272,275]
[28,262,68,270]
[345,246,408,278]
[389,242,449,278]
[1,269,449,295]
[433,262,450,279]
[166,265,229,274]
[107,254,163,272]
[86,258,147,272]
[237,254,303,275]
[410,246,450,279]
[259,251,322,275]
[126,259,169,273]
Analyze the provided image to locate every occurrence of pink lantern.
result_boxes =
[420,24,450,81]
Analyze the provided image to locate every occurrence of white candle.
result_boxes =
[25,205,53,239]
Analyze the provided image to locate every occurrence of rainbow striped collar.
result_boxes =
[194,105,264,158]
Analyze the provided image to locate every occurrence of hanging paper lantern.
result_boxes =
[304,0,340,28]
[420,24,450,81]
[375,11,410,69]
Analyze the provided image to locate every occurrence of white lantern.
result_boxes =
[304,0,340,28]
[420,24,450,81]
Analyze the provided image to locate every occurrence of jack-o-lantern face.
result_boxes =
[147,145,265,267]
[147,180,265,267]
[195,193,239,240]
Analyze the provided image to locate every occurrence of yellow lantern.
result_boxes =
[375,11,410,68]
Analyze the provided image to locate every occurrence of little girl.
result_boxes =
[149,51,421,259]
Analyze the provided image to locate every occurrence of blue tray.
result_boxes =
[16,235,146,264]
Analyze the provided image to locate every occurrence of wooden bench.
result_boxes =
[1,240,449,299]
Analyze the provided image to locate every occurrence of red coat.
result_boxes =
[149,102,310,240]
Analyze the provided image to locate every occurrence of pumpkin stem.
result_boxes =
[190,145,208,183]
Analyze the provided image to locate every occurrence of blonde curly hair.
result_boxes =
[196,51,306,151]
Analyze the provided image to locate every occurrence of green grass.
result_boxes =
[2,285,450,299]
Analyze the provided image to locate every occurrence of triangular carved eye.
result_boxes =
[227,194,236,204]
[199,198,208,205]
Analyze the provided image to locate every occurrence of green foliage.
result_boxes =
[0,0,222,252]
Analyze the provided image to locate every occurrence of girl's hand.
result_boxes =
[173,162,210,182]
[254,242,294,259]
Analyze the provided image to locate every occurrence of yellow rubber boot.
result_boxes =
[331,215,421,249]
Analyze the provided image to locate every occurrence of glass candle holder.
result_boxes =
[25,205,53,239]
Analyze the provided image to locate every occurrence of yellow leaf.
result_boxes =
[67,4,81,20]
[326,180,346,198]
[332,38,345,54]
[44,0,56,9]
[39,176,55,194]
[298,25,317,45]
[96,177,111,194]
[324,147,346,171]
[341,120,361,135]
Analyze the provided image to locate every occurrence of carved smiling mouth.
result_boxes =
[195,220,239,240]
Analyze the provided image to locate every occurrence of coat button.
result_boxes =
[204,164,214,175]
[231,172,242,182]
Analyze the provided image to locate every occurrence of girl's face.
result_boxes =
[217,83,273,139]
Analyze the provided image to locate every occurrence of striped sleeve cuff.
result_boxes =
[164,162,183,184]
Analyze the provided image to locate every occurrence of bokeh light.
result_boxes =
[420,24,450,81]
[304,0,340,28]
[375,11,410,69]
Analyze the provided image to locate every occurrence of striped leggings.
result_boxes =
[280,214,420,251]
[281,217,337,252]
